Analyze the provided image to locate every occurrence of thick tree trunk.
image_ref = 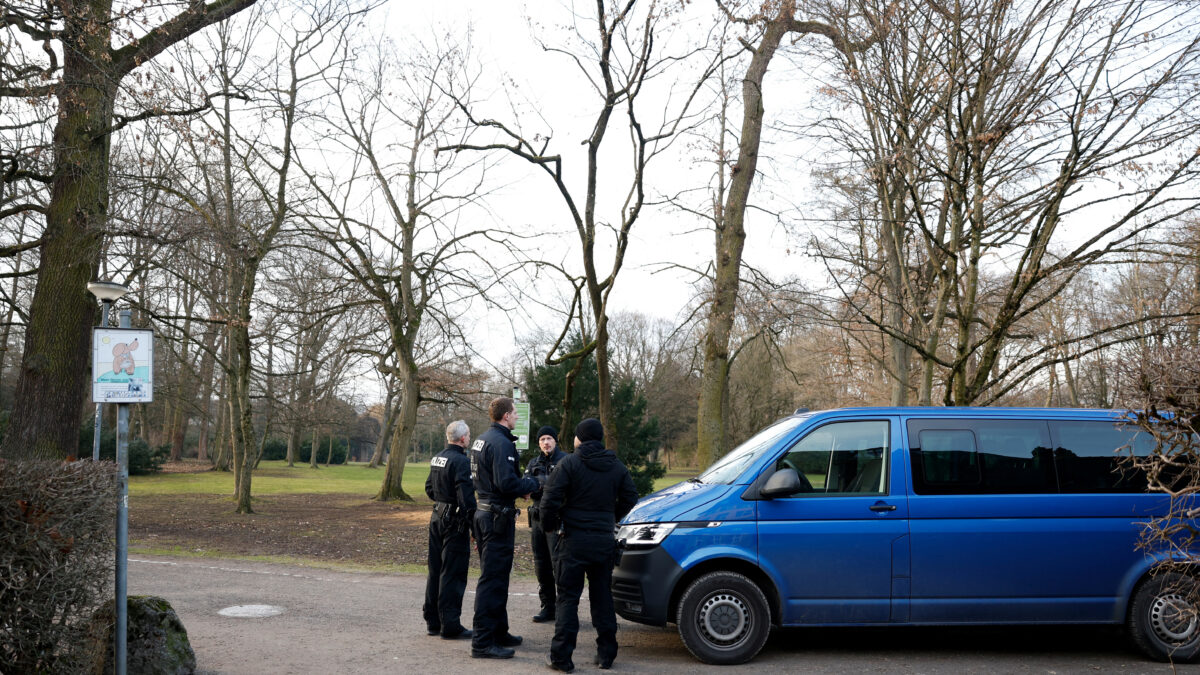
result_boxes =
[0,12,113,459]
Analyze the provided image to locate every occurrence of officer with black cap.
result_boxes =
[423,420,475,640]
[524,425,568,623]
[540,418,639,673]
[469,397,541,659]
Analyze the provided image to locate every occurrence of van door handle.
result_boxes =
[869,501,897,512]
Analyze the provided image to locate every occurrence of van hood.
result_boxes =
[621,480,733,524]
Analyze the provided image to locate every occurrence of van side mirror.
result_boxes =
[760,468,803,499]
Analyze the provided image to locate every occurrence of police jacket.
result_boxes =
[425,444,476,513]
[471,422,539,509]
[524,446,568,503]
[539,440,639,534]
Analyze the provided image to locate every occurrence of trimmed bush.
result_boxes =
[79,424,167,474]
[260,437,288,461]
[297,436,348,465]
[0,459,118,673]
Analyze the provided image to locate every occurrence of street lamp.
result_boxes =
[88,279,130,675]
[88,280,129,461]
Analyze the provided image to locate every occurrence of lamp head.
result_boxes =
[87,280,129,303]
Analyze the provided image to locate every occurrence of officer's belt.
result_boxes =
[477,501,520,517]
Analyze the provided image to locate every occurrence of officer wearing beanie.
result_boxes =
[539,418,639,673]
[524,425,568,623]
[469,397,540,659]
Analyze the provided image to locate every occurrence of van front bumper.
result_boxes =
[611,545,684,626]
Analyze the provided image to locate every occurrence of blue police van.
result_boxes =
[613,407,1196,664]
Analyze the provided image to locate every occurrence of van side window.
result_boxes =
[1050,421,1151,493]
[774,421,888,496]
[917,429,980,487]
[909,420,1055,494]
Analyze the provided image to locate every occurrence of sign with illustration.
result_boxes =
[92,328,154,403]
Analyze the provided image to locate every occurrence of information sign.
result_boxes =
[514,400,531,450]
[92,328,154,403]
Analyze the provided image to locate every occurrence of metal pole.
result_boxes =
[115,308,131,675]
[92,300,111,461]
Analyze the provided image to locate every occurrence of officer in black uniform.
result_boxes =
[540,418,639,672]
[469,397,541,659]
[524,425,568,623]
[422,420,476,639]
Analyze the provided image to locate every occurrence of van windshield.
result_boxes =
[695,417,807,485]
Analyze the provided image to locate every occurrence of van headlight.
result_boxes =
[616,523,676,548]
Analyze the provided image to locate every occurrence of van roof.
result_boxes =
[797,406,1126,420]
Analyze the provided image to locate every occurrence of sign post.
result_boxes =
[93,315,153,675]
[512,386,530,451]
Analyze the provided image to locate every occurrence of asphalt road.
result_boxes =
[130,554,1197,674]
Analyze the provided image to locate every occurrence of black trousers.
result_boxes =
[550,531,618,668]
[422,514,470,635]
[471,510,516,649]
[530,520,560,611]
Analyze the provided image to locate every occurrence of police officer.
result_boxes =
[470,397,541,659]
[540,418,639,672]
[422,420,476,640]
[524,425,568,623]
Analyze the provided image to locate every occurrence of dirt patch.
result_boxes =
[130,493,539,575]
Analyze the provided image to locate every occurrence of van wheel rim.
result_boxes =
[698,592,750,648]
[1151,592,1198,643]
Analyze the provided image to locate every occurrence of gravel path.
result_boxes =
[130,554,1198,674]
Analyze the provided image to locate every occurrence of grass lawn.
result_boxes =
[132,460,697,496]
[131,460,431,498]
[127,459,700,572]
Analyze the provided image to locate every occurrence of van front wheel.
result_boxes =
[676,571,771,665]
[1128,572,1200,663]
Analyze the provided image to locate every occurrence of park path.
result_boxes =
[129,554,687,674]
[130,554,1197,674]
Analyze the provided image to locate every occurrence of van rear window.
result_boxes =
[908,418,1154,495]
[1050,421,1151,493]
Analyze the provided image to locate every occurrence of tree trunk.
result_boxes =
[696,20,786,468]
[593,319,616,449]
[375,369,417,501]
[0,40,113,458]
[286,425,298,467]
[309,426,320,469]
[231,312,255,513]
[369,386,395,468]
[196,325,218,462]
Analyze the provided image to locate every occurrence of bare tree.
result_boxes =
[299,34,499,501]
[680,0,889,467]
[809,0,1200,406]
[440,0,720,451]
